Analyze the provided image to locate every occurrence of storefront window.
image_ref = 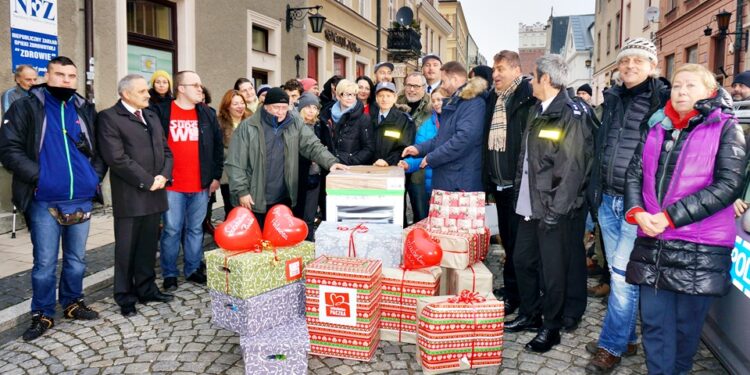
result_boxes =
[334,54,347,77]
[356,62,366,78]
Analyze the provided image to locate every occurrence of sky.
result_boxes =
[460,0,596,63]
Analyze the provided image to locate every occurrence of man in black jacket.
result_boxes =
[0,56,107,341]
[504,54,593,353]
[483,50,536,314]
[372,82,416,167]
[151,71,223,292]
[97,74,175,317]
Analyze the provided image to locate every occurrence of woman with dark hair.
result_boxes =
[233,77,259,115]
[216,90,249,219]
[319,75,343,110]
[356,76,376,115]
[148,70,173,105]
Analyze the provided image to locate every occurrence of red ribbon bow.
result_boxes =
[448,290,486,304]
[337,223,368,257]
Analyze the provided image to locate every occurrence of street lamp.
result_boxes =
[286,5,326,33]
[716,10,732,35]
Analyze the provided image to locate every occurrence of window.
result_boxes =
[357,62,366,77]
[624,3,631,40]
[389,0,395,24]
[665,54,675,81]
[607,22,611,54]
[252,69,268,88]
[615,13,621,48]
[334,54,347,77]
[127,0,173,40]
[308,45,319,81]
[359,0,371,20]
[597,31,601,61]
[685,45,698,63]
[127,0,177,76]
[668,0,676,11]
[252,26,269,53]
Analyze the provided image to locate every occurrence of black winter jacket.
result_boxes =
[0,85,107,212]
[624,90,747,296]
[592,78,668,207]
[372,107,416,166]
[482,77,537,190]
[514,89,594,223]
[151,100,224,188]
[319,100,374,165]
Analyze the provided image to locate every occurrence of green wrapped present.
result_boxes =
[206,241,316,299]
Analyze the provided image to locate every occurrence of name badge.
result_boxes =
[384,130,401,139]
[538,129,561,141]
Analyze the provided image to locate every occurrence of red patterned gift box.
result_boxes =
[380,266,442,343]
[305,256,382,361]
[428,190,486,233]
[416,291,504,374]
[404,219,490,270]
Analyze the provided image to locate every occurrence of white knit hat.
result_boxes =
[617,38,657,63]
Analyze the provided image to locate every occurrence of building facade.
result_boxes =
[561,14,595,91]
[437,0,469,66]
[519,22,547,76]
[417,0,452,60]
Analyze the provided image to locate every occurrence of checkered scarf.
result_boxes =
[488,76,522,152]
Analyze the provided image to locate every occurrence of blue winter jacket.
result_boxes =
[405,111,439,195]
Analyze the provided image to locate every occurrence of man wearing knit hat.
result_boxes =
[225,87,347,227]
[731,71,750,102]
[299,78,319,96]
[576,84,593,103]
[586,37,670,373]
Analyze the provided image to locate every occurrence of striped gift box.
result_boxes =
[380,266,442,343]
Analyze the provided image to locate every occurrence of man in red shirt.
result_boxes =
[152,71,223,292]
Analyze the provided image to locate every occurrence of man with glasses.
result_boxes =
[226,88,348,227]
[152,71,223,292]
[0,56,108,341]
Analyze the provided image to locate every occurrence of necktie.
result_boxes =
[380,114,385,124]
[427,85,432,94]
[134,110,144,123]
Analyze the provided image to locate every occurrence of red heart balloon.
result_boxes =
[263,204,308,247]
[403,228,443,270]
[215,207,263,251]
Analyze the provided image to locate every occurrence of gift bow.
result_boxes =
[337,223,369,257]
[448,290,486,304]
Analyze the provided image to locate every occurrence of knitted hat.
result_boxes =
[577,83,593,96]
[297,92,320,109]
[149,70,173,89]
[263,88,290,105]
[256,84,272,98]
[616,38,657,63]
[299,78,318,92]
[733,71,750,87]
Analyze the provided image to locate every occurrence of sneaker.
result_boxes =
[186,271,207,285]
[23,313,54,342]
[587,283,610,298]
[63,299,99,320]
[163,277,178,292]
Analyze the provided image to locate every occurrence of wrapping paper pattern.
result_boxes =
[210,281,305,336]
[404,219,490,270]
[380,266,442,343]
[306,256,382,361]
[416,293,504,374]
[206,242,316,299]
[428,190,486,233]
[239,317,310,375]
[445,262,493,296]
[315,222,403,269]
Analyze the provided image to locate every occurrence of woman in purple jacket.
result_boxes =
[623,64,747,375]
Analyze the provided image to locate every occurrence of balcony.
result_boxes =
[387,26,422,62]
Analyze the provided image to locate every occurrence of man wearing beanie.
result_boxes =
[586,37,669,373]
[299,78,319,96]
[576,84,593,103]
[225,88,347,227]
[732,71,750,102]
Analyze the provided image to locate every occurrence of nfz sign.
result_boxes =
[731,236,750,299]
[9,0,58,76]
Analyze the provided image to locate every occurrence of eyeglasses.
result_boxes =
[179,83,202,89]
[340,93,357,98]
[405,83,424,89]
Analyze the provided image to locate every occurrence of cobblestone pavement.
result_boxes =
[0,245,728,374]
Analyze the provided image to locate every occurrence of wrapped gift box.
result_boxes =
[326,192,405,227]
[404,219,490,270]
[417,292,504,374]
[445,262,493,296]
[428,190,486,233]
[306,256,382,361]
[326,165,405,191]
[210,281,305,336]
[380,266,442,343]
[206,241,315,299]
[315,221,403,269]
[239,317,310,375]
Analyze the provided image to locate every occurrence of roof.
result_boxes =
[549,16,569,54]
[569,14,595,51]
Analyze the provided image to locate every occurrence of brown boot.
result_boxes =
[587,283,610,298]
[585,348,621,373]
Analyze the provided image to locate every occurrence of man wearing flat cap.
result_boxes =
[374,62,395,83]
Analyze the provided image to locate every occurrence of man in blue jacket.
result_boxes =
[0,56,107,341]
[402,61,487,192]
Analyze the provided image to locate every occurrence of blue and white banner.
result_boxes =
[732,236,750,299]
[10,0,58,76]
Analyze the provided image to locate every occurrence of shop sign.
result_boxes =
[324,29,362,53]
[10,0,58,76]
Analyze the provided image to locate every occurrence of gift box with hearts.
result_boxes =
[416,291,504,374]
[210,281,305,336]
[206,241,316,299]
[404,219,490,270]
[305,256,382,361]
[239,317,310,375]
[314,221,403,269]
[428,190,486,233]
[380,266,442,343]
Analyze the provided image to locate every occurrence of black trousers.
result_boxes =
[114,213,161,307]
[492,189,521,305]
[514,207,586,329]
[563,207,588,320]
[219,183,234,220]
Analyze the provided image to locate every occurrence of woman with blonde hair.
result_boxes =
[217,90,249,218]
[623,63,746,374]
[148,70,173,105]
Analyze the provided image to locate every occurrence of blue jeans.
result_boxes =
[596,193,639,356]
[28,200,90,316]
[640,285,714,375]
[160,190,209,278]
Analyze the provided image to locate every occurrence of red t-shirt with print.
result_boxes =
[167,101,202,193]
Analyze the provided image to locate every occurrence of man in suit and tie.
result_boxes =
[97,74,175,317]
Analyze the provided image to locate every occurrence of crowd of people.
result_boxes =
[0,35,748,375]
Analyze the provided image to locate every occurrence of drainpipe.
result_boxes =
[735,0,744,74]
[376,0,382,62]
[84,0,95,102]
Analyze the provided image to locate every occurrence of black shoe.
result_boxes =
[139,291,174,304]
[505,314,542,333]
[163,277,178,292]
[562,316,581,332]
[120,305,137,317]
[503,299,519,316]
[186,271,207,285]
[493,288,505,298]
[23,313,54,342]
[63,299,99,320]
[199,260,207,274]
[525,327,561,353]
